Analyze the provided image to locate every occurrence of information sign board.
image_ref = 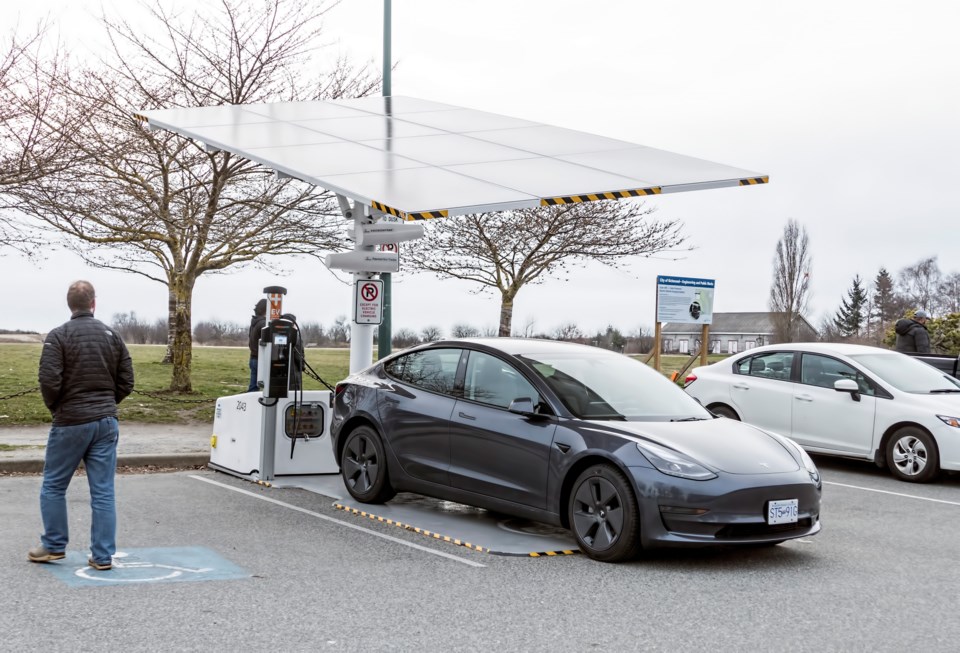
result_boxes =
[656,276,715,324]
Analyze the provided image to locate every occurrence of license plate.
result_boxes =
[767,499,799,525]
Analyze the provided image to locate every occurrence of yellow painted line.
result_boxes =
[540,187,661,206]
[739,176,769,185]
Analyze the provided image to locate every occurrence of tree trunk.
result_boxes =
[498,294,514,337]
[168,276,196,392]
[162,289,175,364]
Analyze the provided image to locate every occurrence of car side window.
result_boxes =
[800,354,876,396]
[735,352,794,381]
[383,348,461,395]
[464,351,539,409]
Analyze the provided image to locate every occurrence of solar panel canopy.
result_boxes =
[135,96,768,221]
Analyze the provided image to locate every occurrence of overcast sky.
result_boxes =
[3,0,959,336]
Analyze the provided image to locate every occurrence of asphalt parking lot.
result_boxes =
[3,457,959,652]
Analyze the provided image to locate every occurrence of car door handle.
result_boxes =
[732,383,750,390]
[458,411,477,420]
[795,394,813,402]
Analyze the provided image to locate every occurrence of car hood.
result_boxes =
[589,419,800,475]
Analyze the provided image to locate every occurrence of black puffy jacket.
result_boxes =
[894,318,931,354]
[38,312,135,426]
[249,314,266,357]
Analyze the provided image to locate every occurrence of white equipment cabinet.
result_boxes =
[210,390,339,480]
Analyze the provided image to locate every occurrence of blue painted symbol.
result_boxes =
[41,547,249,587]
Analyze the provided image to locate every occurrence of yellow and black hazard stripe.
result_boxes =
[371,200,449,221]
[335,503,490,553]
[540,187,661,206]
[253,479,272,488]
[334,503,578,557]
[739,176,769,186]
[404,210,448,220]
[132,112,149,123]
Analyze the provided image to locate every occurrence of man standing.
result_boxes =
[29,280,134,571]
[248,298,267,392]
[895,309,932,354]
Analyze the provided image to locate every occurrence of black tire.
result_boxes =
[568,464,641,562]
[710,404,740,420]
[886,426,940,483]
[341,426,396,503]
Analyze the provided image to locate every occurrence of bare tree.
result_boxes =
[451,324,481,338]
[553,322,584,341]
[769,219,812,343]
[420,325,443,342]
[406,202,687,336]
[0,22,76,253]
[938,271,960,315]
[11,0,379,391]
[898,256,942,314]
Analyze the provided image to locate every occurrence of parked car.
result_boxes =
[684,343,960,483]
[332,338,821,562]
[904,352,960,380]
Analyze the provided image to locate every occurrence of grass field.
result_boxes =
[0,344,728,426]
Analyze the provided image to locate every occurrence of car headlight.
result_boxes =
[636,442,717,481]
[937,415,960,428]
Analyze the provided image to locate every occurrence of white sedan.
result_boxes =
[683,343,960,482]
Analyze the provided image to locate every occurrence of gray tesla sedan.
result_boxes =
[331,338,821,562]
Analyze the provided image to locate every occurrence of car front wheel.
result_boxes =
[568,464,640,562]
[886,426,939,483]
[710,404,740,420]
[342,426,396,503]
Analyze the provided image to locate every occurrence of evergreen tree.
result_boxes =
[833,275,868,338]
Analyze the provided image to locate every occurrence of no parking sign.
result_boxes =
[354,279,383,325]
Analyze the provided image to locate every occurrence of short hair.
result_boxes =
[67,280,96,312]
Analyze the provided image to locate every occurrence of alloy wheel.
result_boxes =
[571,476,624,551]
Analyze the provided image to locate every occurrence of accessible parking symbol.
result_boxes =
[40,547,249,588]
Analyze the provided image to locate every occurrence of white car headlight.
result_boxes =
[636,442,717,481]
[937,415,960,428]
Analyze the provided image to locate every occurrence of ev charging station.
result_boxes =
[136,96,768,553]
[209,286,339,481]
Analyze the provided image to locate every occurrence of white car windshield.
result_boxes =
[519,349,713,421]
[849,353,960,393]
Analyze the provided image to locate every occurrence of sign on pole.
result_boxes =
[656,276,715,325]
[354,279,384,325]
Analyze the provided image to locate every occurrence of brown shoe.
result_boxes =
[88,557,112,571]
[28,546,66,563]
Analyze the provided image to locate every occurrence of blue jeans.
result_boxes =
[40,417,119,564]
[248,357,258,392]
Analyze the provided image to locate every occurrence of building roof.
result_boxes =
[662,312,815,335]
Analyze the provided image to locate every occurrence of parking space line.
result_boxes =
[188,475,486,568]
[825,481,960,506]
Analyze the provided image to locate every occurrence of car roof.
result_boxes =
[427,337,607,357]
[739,342,898,357]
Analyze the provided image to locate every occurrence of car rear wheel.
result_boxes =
[342,426,396,503]
[568,464,640,562]
[710,404,740,420]
[886,426,940,483]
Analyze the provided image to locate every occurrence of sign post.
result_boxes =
[655,275,716,375]
[355,279,384,326]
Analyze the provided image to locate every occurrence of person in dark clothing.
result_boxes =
[248,298,267,392]
[895,309,931,353]
[29,280,134,571]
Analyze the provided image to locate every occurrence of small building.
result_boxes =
[660,312,818,355]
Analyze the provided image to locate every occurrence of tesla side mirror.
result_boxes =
[508,397,536,415]
[834,378,861,402]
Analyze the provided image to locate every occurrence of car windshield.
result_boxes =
[518,349,712,421]
[849,353,960,393]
